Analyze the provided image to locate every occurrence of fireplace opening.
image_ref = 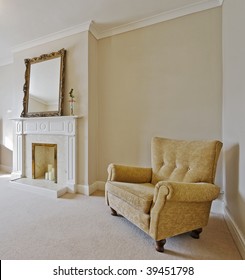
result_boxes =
[32,143,57,182]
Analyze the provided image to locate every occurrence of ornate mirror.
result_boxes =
[21,48,66,117]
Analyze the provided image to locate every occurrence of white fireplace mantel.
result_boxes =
[11,116,81,194]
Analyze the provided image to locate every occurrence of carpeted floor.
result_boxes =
[0,172,242,260]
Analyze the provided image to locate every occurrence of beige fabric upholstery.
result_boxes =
[105,137,222,247]
[151,137,222,185]
[107,164,152,183]
[106,181,155,214]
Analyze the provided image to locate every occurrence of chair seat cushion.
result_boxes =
[106,181,155,214]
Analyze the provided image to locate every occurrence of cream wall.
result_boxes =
[222,0,245,257]
[88,33,99,184]
[98,8,223,182]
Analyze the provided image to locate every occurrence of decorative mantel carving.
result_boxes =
[11,116,81,193]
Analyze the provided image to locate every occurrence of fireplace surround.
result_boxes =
[11,116,79,197]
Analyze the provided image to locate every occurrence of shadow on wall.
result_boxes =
[0,144,13,173]
[0,118,1,142]
[0,119,13,172]
[224,144,245,254]
[224,144,240,207]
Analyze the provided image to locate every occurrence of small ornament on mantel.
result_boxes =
[68,88,75,116]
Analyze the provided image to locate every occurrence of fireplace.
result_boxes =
[11,116,79,197]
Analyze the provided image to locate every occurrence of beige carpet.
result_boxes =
[0,173,242,260]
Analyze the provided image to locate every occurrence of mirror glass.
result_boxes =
[21,49,66,117]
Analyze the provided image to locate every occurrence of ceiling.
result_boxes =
[0,0,222,65]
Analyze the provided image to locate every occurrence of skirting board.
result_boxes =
[77,181,105,196]
[224,206,245,259]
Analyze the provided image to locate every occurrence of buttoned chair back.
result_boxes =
[151,137,222,185]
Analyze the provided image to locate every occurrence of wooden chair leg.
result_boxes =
[190,228,202,239]
[110,207,118,216]
[155,239,166,252]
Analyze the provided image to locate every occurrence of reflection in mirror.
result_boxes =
[29,58,60,113]
[21,49,66,117]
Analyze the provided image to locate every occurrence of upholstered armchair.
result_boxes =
[105,137,222,252]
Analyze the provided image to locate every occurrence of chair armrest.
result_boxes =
[149,181,220,240]
[107,163,152,183]
[154,181,220,203]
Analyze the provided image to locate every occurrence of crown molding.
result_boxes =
[1,0,223,66]
[90,0,223,39]
[12,21,92,54]
[89,21,100,39]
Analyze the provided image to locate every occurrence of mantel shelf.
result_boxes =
[10,115,83,121]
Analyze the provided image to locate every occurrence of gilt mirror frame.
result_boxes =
[20,48,66,117]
